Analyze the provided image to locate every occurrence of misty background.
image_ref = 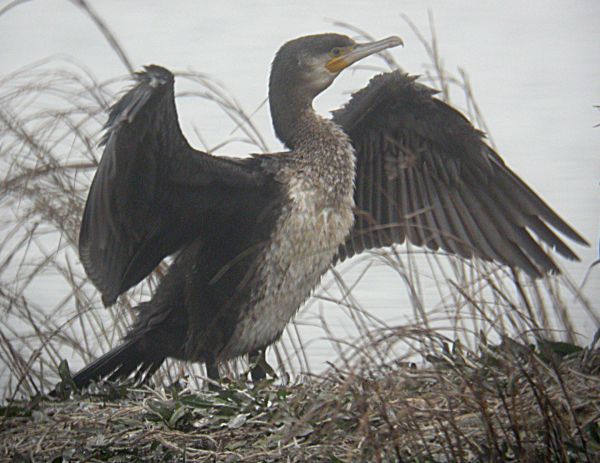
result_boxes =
[0,0,598,387]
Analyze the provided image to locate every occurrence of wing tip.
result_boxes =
[79,242,119,307]
[99,64,175,147]
[137,65,174,87]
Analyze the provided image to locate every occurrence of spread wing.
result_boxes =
[334,71,588,276]
[80,65,268,306]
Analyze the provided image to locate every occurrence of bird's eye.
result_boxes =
[330,47,342,57]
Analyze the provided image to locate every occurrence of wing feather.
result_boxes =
[333,71,588,276]
[80,65,268,305]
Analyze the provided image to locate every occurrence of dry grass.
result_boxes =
[1,336,599,462]
[0,5,599,462]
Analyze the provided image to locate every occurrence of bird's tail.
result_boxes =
[72,338,164,389]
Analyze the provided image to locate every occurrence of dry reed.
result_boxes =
[0,5,598,462]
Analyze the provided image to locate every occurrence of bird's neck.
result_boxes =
[272,95,357,209]
[269,85,317,150]
[269,87,356,199]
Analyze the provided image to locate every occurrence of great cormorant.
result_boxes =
[71,33,588,388]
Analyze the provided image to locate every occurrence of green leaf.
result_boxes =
[168,403,189,428]
[227,413,248,429]
[538,339,583,360]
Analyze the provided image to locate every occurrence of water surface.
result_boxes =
[1,0,598,383]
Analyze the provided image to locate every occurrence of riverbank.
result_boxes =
[2,335,598,462]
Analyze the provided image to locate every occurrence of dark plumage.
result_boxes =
[333,71,587,273]
[71,33,587,389]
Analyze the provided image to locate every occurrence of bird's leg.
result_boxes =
[205,358,221,391]
[249,349,276,382]
[206,359,220,381]
[249,350,266,381]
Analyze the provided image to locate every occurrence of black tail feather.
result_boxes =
[72,338,164,389]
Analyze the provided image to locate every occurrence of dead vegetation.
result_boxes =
[0,4,599,462]
[1,334,599,462]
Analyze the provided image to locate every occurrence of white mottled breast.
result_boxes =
[220,128,356,361]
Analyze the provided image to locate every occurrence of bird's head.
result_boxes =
[268,33,402,147]
[270,33,403,101]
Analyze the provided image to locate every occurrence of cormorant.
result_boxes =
[71,33,588,388]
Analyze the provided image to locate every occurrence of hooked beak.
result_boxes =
[326,36,404,73]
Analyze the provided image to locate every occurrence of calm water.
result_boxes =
[1,0,599,385]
